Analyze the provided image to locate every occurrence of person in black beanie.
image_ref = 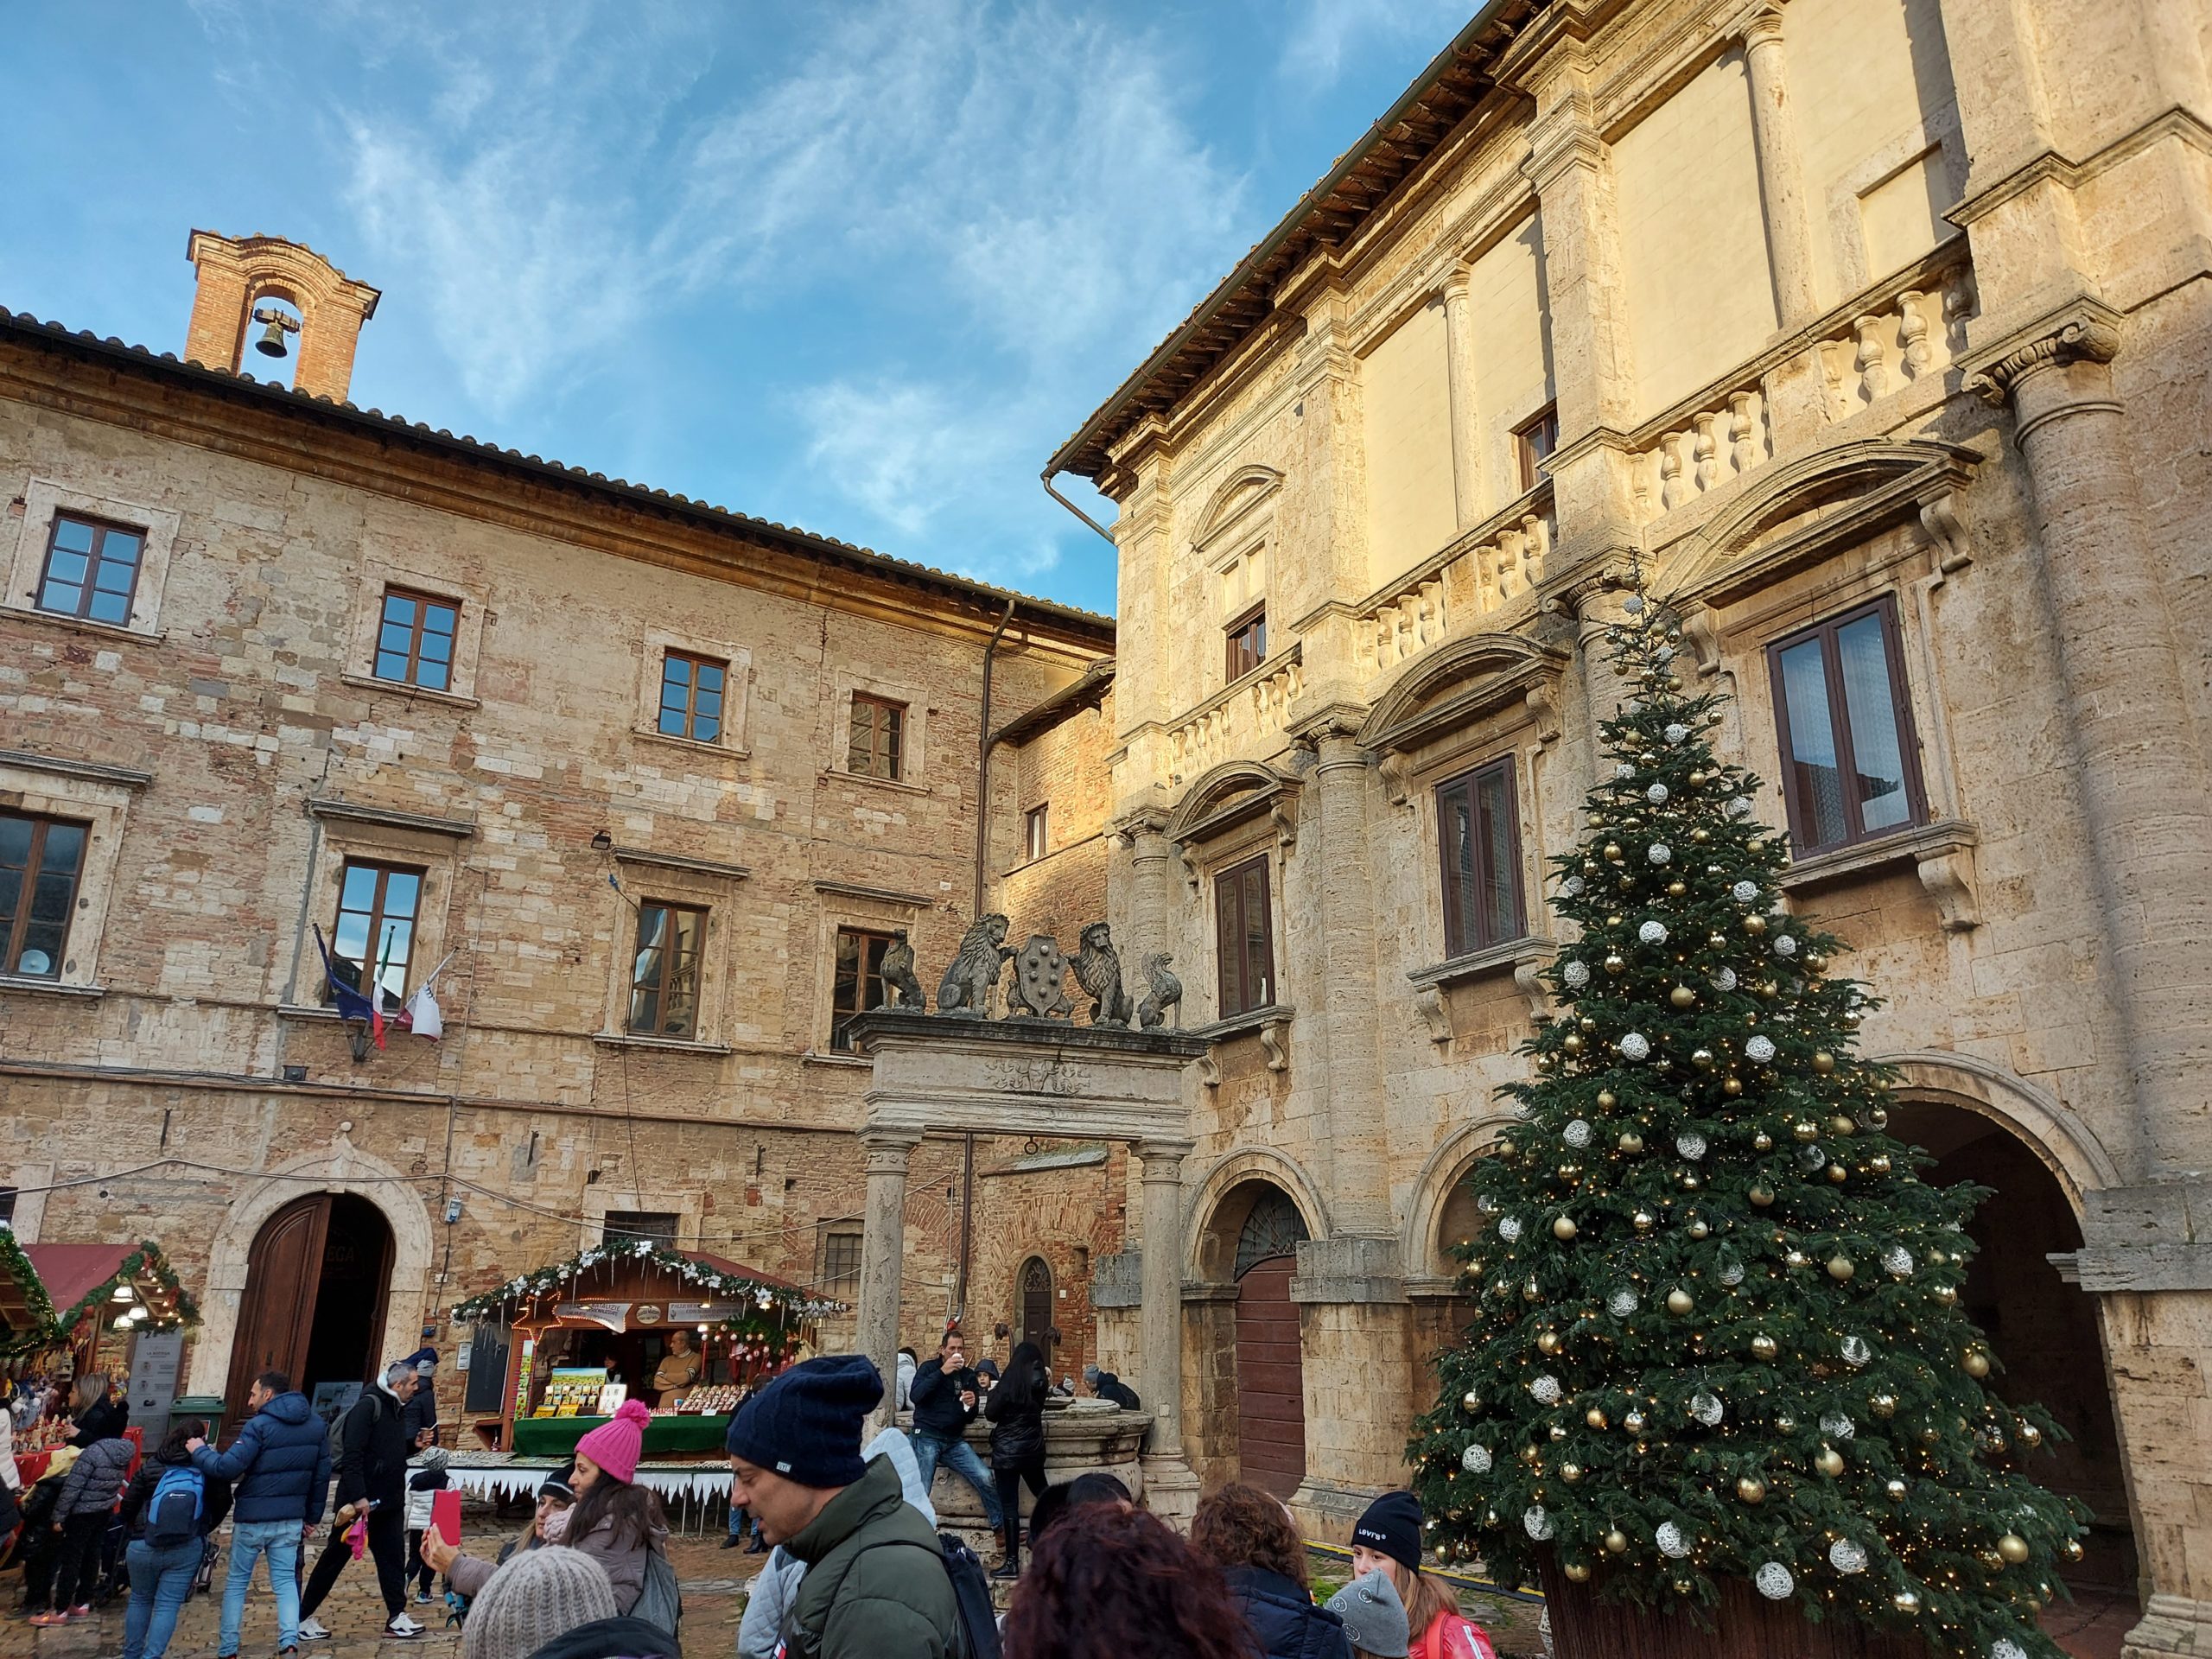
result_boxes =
[724,1355,960,1659]
[1348,1491,1500,1659]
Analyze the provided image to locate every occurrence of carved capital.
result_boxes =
[1736,1,1787,52]
[859,1127,923,1173]
[1961,301,2123,407]
[1414,985,1453,1047]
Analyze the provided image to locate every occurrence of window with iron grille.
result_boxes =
[35,514,145,626]
[1436,759,1525,957]
[830,928,894,1050]
[373,588,461,690]
[327,860,423,1011]
[820,1228,862,1296]
[658,652,728,743]
[628,902,708,1038]
[604,1211,681,1249]
[848,694,906,780]
[1767,598,1927,855]
[1224,606,1267,683]
[1214,855,1275,1018]
[1,811,90,980]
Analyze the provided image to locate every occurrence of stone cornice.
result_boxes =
[306,796,476,838]
[1960,297,2123,407]
[0,749,153,790]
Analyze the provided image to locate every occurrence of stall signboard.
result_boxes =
[513,1341,535,1417]
[667,1302,727,1324]
[127,1330,184,1427]
[553,1301,632,1332]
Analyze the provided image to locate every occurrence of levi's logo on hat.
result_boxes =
[777,1460,792,1472]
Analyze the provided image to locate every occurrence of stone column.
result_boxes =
[1573,583,1640,768]
[1135,1135,1200,1522]
[1740,4,1821,330]
[1441,265,1484,528]
[1307,721,1387,1236]
[1125,813,1179,969]
[855,1126,921,1421]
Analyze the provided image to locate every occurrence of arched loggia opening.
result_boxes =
[1886,1100,2140,1648]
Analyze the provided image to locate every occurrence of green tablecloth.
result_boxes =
[510,1413,732,1459]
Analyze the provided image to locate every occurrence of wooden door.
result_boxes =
[1234,1255,1306,1498]
[223,1196,330,1420]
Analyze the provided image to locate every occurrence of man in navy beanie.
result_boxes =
[726,1355,960,1658]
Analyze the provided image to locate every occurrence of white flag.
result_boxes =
[404,984,443,1040]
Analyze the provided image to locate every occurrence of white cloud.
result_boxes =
[1278,0,1471,91]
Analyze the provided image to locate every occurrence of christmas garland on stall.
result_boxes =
[47,1240,200,1341]
[0,1227,57,1357]
[452,1236,849,1324]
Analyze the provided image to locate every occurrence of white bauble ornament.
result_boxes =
[1623,594,1645,614]
[1841,1335,1873,1368]
[1462,1443,1492,1474]
[1820,1412,1856,1441]
[1772,933,1799,957]
[1477,1194,1500,1214]
[1714,966,1738,992]
[1729,797,1754,818]
[1608,1288,1639,1318]
[1690,1391,1724,1426]
[1884,1246,1915,1277]
[1640,920,1669,944]
[1798,1142,1827,1171]
[1562,959,1591,989]
[1497,1217,1522,1242]
[1619,1032,1652,1061]
[1649,842,1673,865]
[1563,1119,1592,1148]
[1616,762,1637,780]
[1745,1035,1777,1064]
[1563,875,1586,898]
[1719,1259,1745,1287]
[1675,1132,1707,1160]
[1829,1538,1869,1574]
[1732,880,1759,902]
[1647,783,1669,804]
[1755,1562,1795,1600]
[1664,721,1688,743]
[1524,1506,1554,1541]
[1531,1375,1562,1405]
[1990,1641,2029,1659]
[1656,1522,1690,1558]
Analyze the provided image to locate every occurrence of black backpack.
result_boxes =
[789,1531,1000,1659]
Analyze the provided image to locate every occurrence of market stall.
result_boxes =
[0,1227,55,1361]
[28,1238,200,1381]
[452,1241,842,1454]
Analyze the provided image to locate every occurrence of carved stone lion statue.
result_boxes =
[936,913,1013,1017]
[1073,921,1134,1027]
[880,930,926,1010]
[1138,951,1183,1029]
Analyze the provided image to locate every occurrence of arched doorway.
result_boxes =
[1232,1185,1310,1499]
[1886,1101,2139,1636]
[224,1193,395,1419]
[1016,1255,1054,1359]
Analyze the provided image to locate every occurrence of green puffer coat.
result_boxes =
[781,1452,961,1659]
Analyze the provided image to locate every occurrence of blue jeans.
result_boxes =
[909,1430,1002,1528]
[123,1537,202,1659]
[219,1518,302,1654]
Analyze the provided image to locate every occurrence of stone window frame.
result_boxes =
[1022,802,1049,864]
[324,855,429,1010]
[624,898,712,1039]
[285,806,466,1012]
[341,555,490,708]
[826,671,929,791]
[0,753,145,995]
[817,1222,864,1299]
[2,478,184,642]
[828,924,899,1052]
[635,627,753,757]
[1434,755,1529,959]
[596,852,746,1054]
[1213,850,1277,1019]
[581,1189,702,1251]
[1764,594,1931,856]
[805,882,931,1058]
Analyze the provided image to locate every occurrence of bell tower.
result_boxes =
[183,230,381,403]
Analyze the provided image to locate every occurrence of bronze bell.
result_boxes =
[254,315,290,358]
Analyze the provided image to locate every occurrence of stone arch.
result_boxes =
[1164,760,1302,849]
[1191,464,1285,556]
[1183,1147,1330,1281]
[186,1136,435,1396]
[1357,633,1568,753]
[1873,1049,2120,1211]
[1402,1110,1522,1280]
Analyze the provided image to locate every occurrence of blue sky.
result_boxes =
[0,1,1472,616]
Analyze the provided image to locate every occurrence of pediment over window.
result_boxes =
[1357,632,1568,757]
[1191,464,1286,556]
[1164,759,1301,849]
[1659,440,1980,609]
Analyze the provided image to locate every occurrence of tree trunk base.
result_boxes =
[1538,1557,1927,1659]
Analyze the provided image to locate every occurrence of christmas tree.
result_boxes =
[1409,582,2088,1659]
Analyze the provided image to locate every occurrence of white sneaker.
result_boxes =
[385,1612,426,1639]
[296,1618,331,1643]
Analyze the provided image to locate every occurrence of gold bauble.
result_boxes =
[1893,1590,1920,1612]
[1804,952,1827,973]
[1670,984,1697,1007]
[1753,1131,1774,1151]
[1814,1053,1838,1076]
[1604,1529,1630,1554]
[1462,1389,1481,1412]
[1522,1444,1542,1465]
[1815,1445,1846,1477]
[1871,1393,1898,1418]
[1826,1255,1854,1281]
[1634,1211,1656,1231]
[1758,979,1781,998]
[1827,1113,1853,1135]
[1597,1090,1618,1109]
[1794,1120,1821,1142]
[1870,1154,1892,1173]
[1774,1414,1796,1433]
[1668,880,1687,897]
[1605,954,1628,976]
[1605,913,1623,927]
[1827,1163,1849,1183]
[1919,1426,1943,1446]
[1549,1424,1568,1440]
[1497,1140,1518,1160]
[1604,843,1624,862]
[1745,914,1768,935]
[1750,1185,1776,1207]
[1618,1131,1645,1154]
[1736,1477,1766,1504]
[1723,1077,1744,1096]
[1963,1350,1992,1379]
[1536,1331,1562,1356]
[2062,1537,2082,1562]
[1885,1478,1908,1500]
[1691,1046,1715,1069]
[1748,838,1766,854]
[2020,1423,2044,1449]
[1562,1033,1585,1055]
[1666,1288,1694,1315]
[1554,1215,1580,1241]
[1708,931,1730,949]
[1785,1249,1811,1268]
[1623,1410,1647,1434]
[1868,1107,1890,1130]
[1686,1215,1707,1235]
[1560,1462,1584,1484]
[1929,1249,1948,1266]
[1688,771,1707,787]
[1997,1534,2031,1566]
[1563,1560,1592,1582]
[1586,1407,1609,1430]
[1935,1285,1959,1306]
[1523,1280,1542,1302]
[1750,1334,1778,1360]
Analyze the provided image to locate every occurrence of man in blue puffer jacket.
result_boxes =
[188,1370,331,1658]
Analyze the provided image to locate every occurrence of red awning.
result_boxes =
[685,1251,805,1294]
[27,1243,134,1316]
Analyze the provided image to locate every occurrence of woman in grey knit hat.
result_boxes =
[461,1546,617,1659]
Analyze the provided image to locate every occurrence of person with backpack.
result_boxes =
[297,1359,430,1642]
[724,1354,965,1659]
[116,1418,232,1659]
[188,1367,331,1659]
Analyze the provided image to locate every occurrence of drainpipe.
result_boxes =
[957,597,1018,1322]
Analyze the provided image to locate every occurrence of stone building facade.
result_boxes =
[0,232,1120,1423]
[1048,1,2212,1653]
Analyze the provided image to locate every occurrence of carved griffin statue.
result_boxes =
[1072,922,1134,1027]
[1137,951,1183,1029]
[880,930,926,1010]
[936,913,1013,1017]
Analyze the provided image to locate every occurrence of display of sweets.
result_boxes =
[536,1369,609,1418]
[671,1384,741,1415]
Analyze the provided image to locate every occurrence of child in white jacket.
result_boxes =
[403,1446,451,1605]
